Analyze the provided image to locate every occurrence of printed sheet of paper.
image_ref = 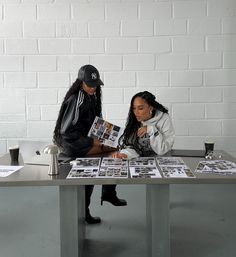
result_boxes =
[129,157,162,178]
[67,158,101,179]
[156,157,195,178]
[98,157,128,178]
[129,166,162,178]
[195,159,236,175]
[88,116,124,148]
[98,166,128,178]
[129,157,157,167]
[0,165,23,177]
[160,166,195,178]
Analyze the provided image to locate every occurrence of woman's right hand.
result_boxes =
[111,152,128,159]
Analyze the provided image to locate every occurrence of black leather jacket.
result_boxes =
[59,89,99,157]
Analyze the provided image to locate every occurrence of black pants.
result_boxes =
[85,185,116,210]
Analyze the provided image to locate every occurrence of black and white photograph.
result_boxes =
[98,166,128,178]
[70,157,101,168]
[129,157,157,167]
[129,166,162,179]
[161,166,195,178]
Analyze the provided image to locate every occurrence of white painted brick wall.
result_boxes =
[23,21,55,38]
[88,21,119,38]
[5,39,38,54]
[222,18,236,34]
[188,18,221,35]
[0,0,235,155]
[37,4,70,20]
[72,3,104,20]
[223,52,236,68]
[173,104,205,120]
[104,72,135,88]
[72,39,104,54]
[190,87,222,103]
[5,72,37,88]
[157,54,188,70]
[0,22,22,37]
[38,72,69,88]
[173,2,206,18]
[41,105,60,121]
[57,56,89,72]
[155,19,186,36]
[106,3,137,20]
[139,37,171,53]
[137,71,168,87]
[208,0,236,17]
[139,3,171,19]
[189,53,222,69]
[205,70,236,86]
[106,38,138,54]
[39,39,71,54]
[0,56,23,71]
[56,22,87,38]
[123,54,155,71]
[122,21,153,37]
[171,71,202,87]
[4,4,36,21]
[25,56,56,72]
[173,36,205,52]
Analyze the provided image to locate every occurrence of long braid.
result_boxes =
[53,79,82,146]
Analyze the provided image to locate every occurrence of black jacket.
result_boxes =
[59,89,99,157]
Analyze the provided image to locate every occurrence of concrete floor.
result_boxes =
[0,184,236,257]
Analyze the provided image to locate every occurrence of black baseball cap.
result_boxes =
[78,64,104,88]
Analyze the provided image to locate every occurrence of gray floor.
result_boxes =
[0,184,236,257]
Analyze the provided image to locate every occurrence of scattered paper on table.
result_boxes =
[195,160,236,175]
[0,165,23,177]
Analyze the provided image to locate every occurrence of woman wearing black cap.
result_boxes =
[53,64,127,224]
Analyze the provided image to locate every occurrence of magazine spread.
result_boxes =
[195,159,236,175]
[87,116,124,148]
[98,157,128,178]
[67,157,101,179]
[129,157,162,178]
[156,157,195,178]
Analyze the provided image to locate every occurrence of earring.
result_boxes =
[150,110,152,115]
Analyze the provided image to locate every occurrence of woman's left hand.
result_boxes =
[137,126,147,137]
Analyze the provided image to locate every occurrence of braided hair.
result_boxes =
[119,91,168,154]
[53,78,102,146]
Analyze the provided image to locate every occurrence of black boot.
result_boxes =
[85,209,101,224]
[101,194,127,206]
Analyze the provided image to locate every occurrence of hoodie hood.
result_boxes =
[141,110,164,126]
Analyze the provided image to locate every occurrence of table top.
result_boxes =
[1,151,236,187]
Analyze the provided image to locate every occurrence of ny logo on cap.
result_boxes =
[91,72,97,80]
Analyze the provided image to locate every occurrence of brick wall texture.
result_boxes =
[0,0,236,157]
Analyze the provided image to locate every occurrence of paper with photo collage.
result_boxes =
[98,158,128,178]
[156,157,195,178]
[129,157,162,178]
[195,159,236,175]
[67,157,101,179]
[88,116,124,148]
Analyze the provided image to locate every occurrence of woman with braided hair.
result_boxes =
[54,64,127,224]
[112,91,175,159]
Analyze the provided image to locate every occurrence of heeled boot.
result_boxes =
[85,209,101,224]
[101,193,127,206]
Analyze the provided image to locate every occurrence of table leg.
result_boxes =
[146,185,170,257]
[59,185,85,257]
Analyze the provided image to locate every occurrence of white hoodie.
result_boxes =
[120,111,175,159]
